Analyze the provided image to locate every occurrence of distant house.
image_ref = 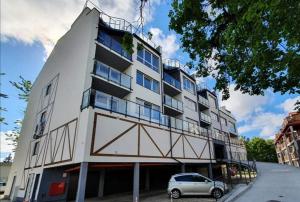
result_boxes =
[274,112,300,167]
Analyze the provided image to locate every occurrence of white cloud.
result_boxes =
[220,84,270,121]
[149,27,179,58]
[1,0,161,57]
[238,112,285,138]
[0,131,15,155]
[278,96,300,113]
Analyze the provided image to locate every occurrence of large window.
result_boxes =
[208,95,218,108]
[184,97,197,111]
[136,71,160,94]
[211,112,219,122]
[183,77,195,94]
[136,98,160,120]
[228,121,236,132]
[137,44,160,72]
[220,117,227,126]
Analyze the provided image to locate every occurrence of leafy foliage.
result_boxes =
[10,76,32,102]
[169,0,300,100]
[5,76,32,153]
[242,137,277,162]
[121,33,134,55]
[2,153,13,163]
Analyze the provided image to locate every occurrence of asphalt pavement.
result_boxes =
[234,162,300,202]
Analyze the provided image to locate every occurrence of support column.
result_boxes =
[98,169,105,198]
[208,163,213,179]
[145,168,150,191]
[181,164,186,173]
[76,162,88,202]
[133,163,140,202]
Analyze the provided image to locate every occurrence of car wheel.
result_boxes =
[171,189,181,199]
[212,188,223,199]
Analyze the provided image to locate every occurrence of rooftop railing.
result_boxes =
[163,72,181,90]
[93,60,131,90]
[86,0,157,49]
[163,95,183,112]
[81,89,209,136]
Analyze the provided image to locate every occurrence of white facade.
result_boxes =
[4,7,247,202]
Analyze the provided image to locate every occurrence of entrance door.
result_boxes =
[24,174,35,202]
[30,174,40,202]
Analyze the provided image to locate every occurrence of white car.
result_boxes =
[167,173,228,199]
[0,181,7,195]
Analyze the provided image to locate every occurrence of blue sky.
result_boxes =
[1,0,299,160]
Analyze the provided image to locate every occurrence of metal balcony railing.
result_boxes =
[94,60,131,90]
[97,31,132,61]
[198,95,209,107]
[86,0,157,49]
[81,89,210,136]
[163,72,181,90]
[200,112,211,123]
[163,95,183,112]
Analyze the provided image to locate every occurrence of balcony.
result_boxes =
[229,127,237,135]
[163,95,183,115]
[163,72,182,96]
[198,95,209,110]
[81,89,208,137]
[200,112,211,126]
[92,61,131,97]
[95,31,132,71]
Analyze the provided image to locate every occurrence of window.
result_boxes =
[136,44,160,72]
[45,84,52,96]
[183,77,195,94]
[40,111,46,123]
[186,117,198,126]
[211,112,219,122]
[228,121,236,132]
[192,176,209,182]
[174,175,194,182]
[32,141,40,156]
[208,95,218,108]
[136,98,160,120]
[136,71,160,94]
[220,117,227,126]
[184,97,197,111]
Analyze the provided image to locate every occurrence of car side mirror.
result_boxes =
[205,180,208,183]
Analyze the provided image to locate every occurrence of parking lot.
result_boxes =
[82,191,217,202]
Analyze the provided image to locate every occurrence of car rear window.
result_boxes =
[174,175,194,182]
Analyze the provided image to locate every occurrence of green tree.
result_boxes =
[5,76,32,153]
[169,0,300,107]
[243,137,277,162]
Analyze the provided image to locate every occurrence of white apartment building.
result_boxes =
[4,6,246,202]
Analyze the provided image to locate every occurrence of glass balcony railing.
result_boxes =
[81,89,208,136]
[97,31,132,61]
[164,95,183,112]
[163,72,181,90]
[200,112,211,123]
[198,95,209,107]
[229,127,237,134]
[94,61,131,90]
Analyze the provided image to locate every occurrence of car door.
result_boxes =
[191,175,213,195]
[174,175,195,195]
